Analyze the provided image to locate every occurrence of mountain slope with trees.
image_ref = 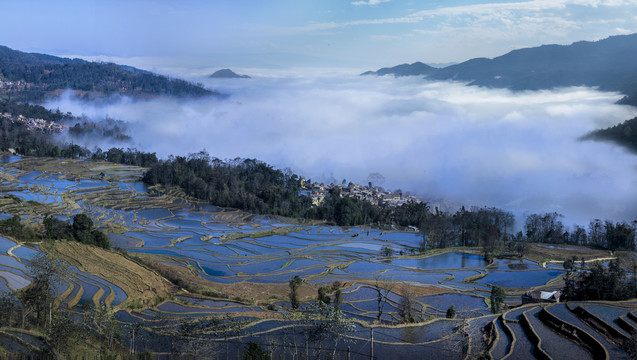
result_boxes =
[0,45,216,101]
[360,62,437,77]
[362,34,637,105]
[581,116,637,153]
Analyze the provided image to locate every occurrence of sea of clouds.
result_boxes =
[46,74,637,227]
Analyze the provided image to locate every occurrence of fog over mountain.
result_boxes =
[362,34,637,105]
[45,75,637,226]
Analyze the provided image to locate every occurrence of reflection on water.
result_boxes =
[0,155,21,164]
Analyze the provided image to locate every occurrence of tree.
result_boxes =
[374,278,395,323]
[380,245,394,258]
[0,291,19,327]
[243,341,270,360]
[420,208,453,249]
[588,219,605,248]
[174,318,220,358]
[571,260,634,301]
[69,213,110,249]
[43,216,71,240]
[446,304,457,319]
[48,311,78,357]
[317,286,331,306]
[304,303,355,359]
[332,281,343,311]
[20,253,66,327]
[289,275,303,309]
[490,286,505,314]
[89,303,121,350]
[72,213,93,233]
[605,221,635,251]
[334,289,342,311]
[398,284,420,323]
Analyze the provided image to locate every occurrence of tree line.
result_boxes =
[582,116,637,154]
[524,212,635,251]
[416,208,635,253]
[68,116,131,142]
[141,151,433,228]
[138,151,636,252]
[0,213,110,249]
[563,258,636,301]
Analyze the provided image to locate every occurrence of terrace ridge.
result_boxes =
[539,304,608,360]
[519,306,551,360]
[570,304,630,347]
[497,315,515,359]
[617,314,637,336]
[483,318,498,358]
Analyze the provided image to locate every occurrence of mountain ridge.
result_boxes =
[0,45,216,101]
[362,33,637,105]
[361,61,437,77]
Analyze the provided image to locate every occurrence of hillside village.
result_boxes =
[0,79,30,90]
[0,112,65,133]
[301,179,421,207]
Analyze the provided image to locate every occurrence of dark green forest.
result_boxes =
[563,259,636,301]
[68,117,131,142]
[0,213,110,249]
[141,152,432,228]
[0,45,214,101]
[0,100,70,122]
[583,116,637,153]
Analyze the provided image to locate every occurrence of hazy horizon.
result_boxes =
[3,0,637,69]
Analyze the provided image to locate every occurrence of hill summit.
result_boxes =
[209,69,250,79]
[361,62,437,77]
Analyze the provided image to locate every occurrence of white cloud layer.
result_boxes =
[352,0,391,6]
[46,76,637,227]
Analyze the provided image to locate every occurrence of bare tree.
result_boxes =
[304,302,355,359]
[374,278,395,323]
[398,284,421,323]
[20,253,67,328]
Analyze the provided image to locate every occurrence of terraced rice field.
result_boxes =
[0,157,635,358]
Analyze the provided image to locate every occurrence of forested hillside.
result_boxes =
[0,45,215,101]
[582,116,637,153]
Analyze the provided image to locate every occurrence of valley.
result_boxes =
[0,156,635,358]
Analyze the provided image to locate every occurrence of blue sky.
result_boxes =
[2,0,636,70]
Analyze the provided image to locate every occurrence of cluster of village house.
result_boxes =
[0,112,65,133]
[0,80,30,90]
[301,179,421,207]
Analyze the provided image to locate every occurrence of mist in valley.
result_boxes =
[45,74,637,227]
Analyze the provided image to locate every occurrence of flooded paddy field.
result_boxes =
[0,157,634,358]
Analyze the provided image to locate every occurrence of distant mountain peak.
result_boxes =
[209,69,250,79]
[427,33,637,93]
[361,33,637,105]
[361,62,437,77]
